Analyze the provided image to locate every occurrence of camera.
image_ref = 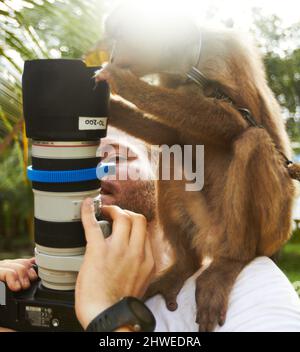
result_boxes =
[0,59,113,331]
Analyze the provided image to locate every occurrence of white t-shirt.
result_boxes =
[145,257,300,332]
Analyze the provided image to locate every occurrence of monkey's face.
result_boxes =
[104,2,200,77]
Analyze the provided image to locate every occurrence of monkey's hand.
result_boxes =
[95,63,141,100]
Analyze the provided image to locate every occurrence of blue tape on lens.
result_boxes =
[27,163,115,183]
[96,163,116,180]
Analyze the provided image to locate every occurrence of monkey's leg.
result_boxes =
[143,180,200,310]
[195,257,248,332]
[143,248,199,311]
[100,65,248,144]
[109,97,178,145]
[143,239,199,311]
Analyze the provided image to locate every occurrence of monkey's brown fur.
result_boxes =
[96,8,296,331]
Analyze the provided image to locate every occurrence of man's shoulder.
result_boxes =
[216,256,300,331]
[230,256,298,300]
[234,256,292,287]
[146,256,300,332]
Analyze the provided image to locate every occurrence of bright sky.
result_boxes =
[105,0,300,29]
[194,0,300,28]
[4,0,300,29]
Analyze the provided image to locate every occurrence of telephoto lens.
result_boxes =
[23,59,113,290]
[0,59,114,331]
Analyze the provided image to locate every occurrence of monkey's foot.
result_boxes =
[195,269,229,332]
[142,264,197,311]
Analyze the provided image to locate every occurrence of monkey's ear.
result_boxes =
[287,163,300,182]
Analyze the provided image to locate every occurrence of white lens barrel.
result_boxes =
[33,189,100,222]
[29,140,112,291]
[32,141,99,159]
[35,220,111,290]
[35,247,83,290]
[23,59,110,293]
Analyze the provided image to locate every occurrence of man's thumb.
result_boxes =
[81,198,104,245]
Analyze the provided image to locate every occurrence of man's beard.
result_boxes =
[100,179,156,222]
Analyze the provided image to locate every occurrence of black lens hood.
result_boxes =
[22,59,109,141]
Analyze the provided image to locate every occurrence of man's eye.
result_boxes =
[102,153,138,164]
[115,155,127,162]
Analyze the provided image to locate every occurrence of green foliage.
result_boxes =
[264,51,300,114]
[252,9,300,142]
[20,0,105,59]
[0,143,33,251]
[278,227,300,281]
[0,0,106,244]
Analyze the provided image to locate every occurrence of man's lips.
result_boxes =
[100,187,111,195]
[100,181,117,206]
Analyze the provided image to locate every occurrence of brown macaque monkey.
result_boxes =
[95,2,297,331]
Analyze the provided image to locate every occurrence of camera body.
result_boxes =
[0,59,112,331]
[0,280,82,331]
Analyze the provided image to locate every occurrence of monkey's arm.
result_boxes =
[99,66,248,145]
[109,96,178,145]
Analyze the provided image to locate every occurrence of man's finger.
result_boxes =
[132,235,155,298]
[0,262,29,288]
[12,258,35,268]
[101,205,132,248]
[144,235,155,276]
[81,198,105,246]
[0,268,21,292]
[124,210,147,256]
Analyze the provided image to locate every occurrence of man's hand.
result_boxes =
[75,198,155,330]
[0,258,37,291]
